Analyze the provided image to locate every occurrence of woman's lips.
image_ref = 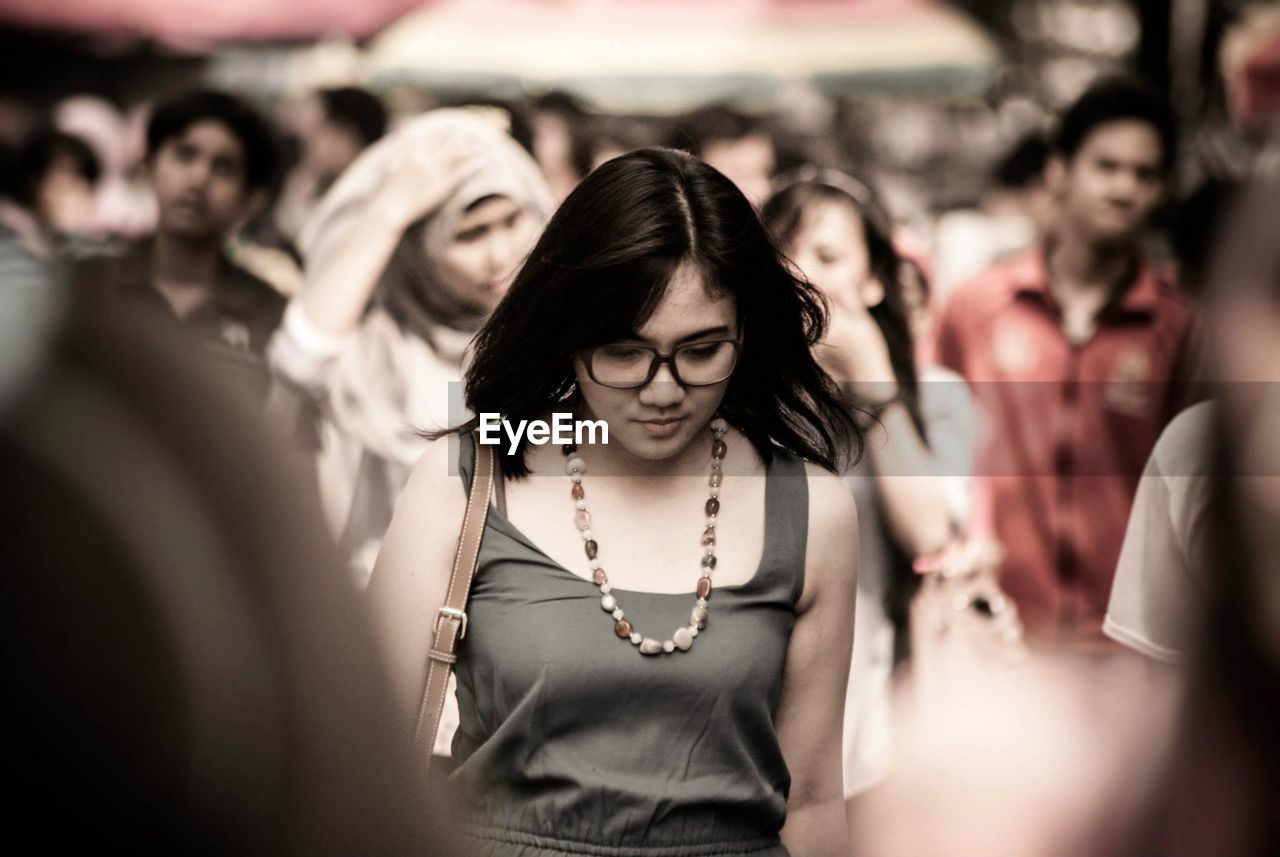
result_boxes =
[637,417,685,438]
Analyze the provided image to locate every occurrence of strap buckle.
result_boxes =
[434,606,468,640]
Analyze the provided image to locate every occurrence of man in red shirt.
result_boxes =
[937,78,1200,649]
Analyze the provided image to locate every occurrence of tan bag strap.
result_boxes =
[412,435,495,769]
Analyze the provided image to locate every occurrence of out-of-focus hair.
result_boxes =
[146,88,283,193]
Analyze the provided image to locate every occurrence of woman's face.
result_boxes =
[787,198,883,309]
[572,262,739,463]
[433,195,534,313]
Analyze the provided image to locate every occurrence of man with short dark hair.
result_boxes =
[670,105,776,207]
[78,89,285,358]
[936,77,1202,650]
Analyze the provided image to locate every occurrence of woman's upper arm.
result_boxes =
[776,464,860,810]
[365,436,468,725]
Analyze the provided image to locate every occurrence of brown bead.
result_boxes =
[571,483,585,500]
[709,471,722,487]
[712,439,727,458]
[705,498,720,516]
[615,619,633,639]
[592,567,608,585]
[700,527,716,546]
[696,576,712,599]
[701,554,717,569]
[585,540,599,559]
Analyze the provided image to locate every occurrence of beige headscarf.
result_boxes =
[301,108,554,465]
[300,107,555,355]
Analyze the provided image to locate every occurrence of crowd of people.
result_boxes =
[3,68,1277,857]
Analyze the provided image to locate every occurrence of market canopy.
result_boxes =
[0,0,420,43]
[367,0,1000,111]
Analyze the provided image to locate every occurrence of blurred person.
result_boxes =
[936,77,1202,651]
[1102,177,1238,663]
[530,90,596,201]
[371,147,860,857]
[670,104,777,208]
[1103,400,1214,663]
[276,86,389,241]
[1,292,449,857]
[932,132,1055,300]
[267,109,553,587]
[763,169,966,813]
[54,95,157,238]
[855,172,1280,857]
[14,126,101,242]
[75,89,286,363]
[0,126,100,276]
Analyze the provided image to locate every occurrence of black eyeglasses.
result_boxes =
[583,339,741,389]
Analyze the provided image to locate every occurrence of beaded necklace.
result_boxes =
[563,417,728,656]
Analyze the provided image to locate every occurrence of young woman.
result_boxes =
[763,169,961,803]
[370,148,861,856]
[268,109,554,586]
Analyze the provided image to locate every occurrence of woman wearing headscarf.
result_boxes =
[269,109,554,588]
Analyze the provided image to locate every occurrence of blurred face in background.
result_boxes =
[308,118,364,184]
[433,195,533,313]
[36,154,96,234]
[700,132,776,209]
[1051,120,1165,246]
[786,198,885,310]
[150,119,253,241]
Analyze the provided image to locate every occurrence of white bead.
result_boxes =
[582,529,593,541]
[690,626,699,637]
[571,473,583,484]
[566,457,586,475]
[575,499,587,510]
[600,583,612,594]
[705,545,715,556]
[663,640,675,653]
[710,417,727,434]
[673,626,694,651]
[709,487,719,498]
[612,608,624,620]
[601,594,617,612]
[707,516,717,527]
[639,638,663,655]
[589,559,602,570]
[696,597,708,609]
[630,632,642,645]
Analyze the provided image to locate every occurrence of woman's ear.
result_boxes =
[859,276,886,309]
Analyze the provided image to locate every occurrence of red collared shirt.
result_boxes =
[937,245,1201,647]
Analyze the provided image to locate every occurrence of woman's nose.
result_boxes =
[638,360,686,408]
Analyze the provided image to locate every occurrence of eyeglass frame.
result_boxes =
[580,338,743,390]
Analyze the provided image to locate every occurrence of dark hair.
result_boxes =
[761,172,925,439]
[668,105,768,157]
[533,90,597,179]
[318,86,388,147]
[994,132,1050,190]
[446,147,860,476]
[1055,77,1178,174]
[762,171,928,654]
[14,125,101,208]
[146,89,283,193]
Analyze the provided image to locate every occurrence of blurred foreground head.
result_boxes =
[0,296,450,855]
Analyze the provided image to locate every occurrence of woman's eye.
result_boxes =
[455,226,487,243]
[599,346,648,361]
[682,343,723,361]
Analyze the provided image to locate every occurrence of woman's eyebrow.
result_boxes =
[620,325,734,345]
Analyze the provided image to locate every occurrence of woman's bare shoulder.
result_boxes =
[799,461,859,612]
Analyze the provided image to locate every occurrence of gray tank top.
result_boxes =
[451,432,809,857]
